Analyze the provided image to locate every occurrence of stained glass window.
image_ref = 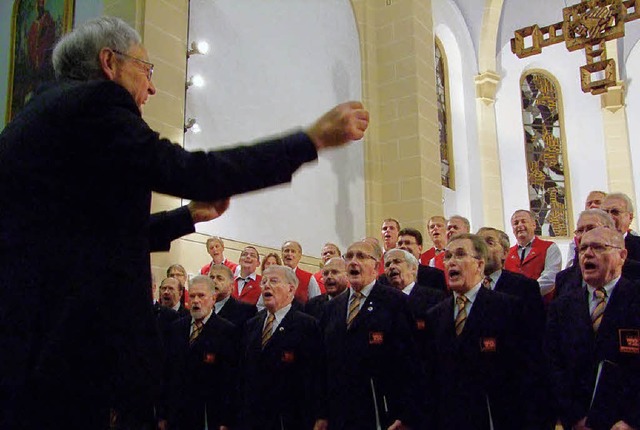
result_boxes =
[520,71,570,237]
[435,40,454,189]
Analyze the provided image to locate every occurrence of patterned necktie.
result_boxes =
[262,313,276,348]
[591,288,607,332]
[482,276,492,289]
[189,320,204,346]
[347,291,363,328]
[455,295,468,336]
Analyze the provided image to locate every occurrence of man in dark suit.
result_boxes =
[0,16,369,429]
[321,240,423,430]
[304,257,349,321]
[159,275,239,430]
[240,265,325,430]
[477,227,545,337]
[424,233,543,429]
[602,192,640,261]
[395,227,447,292]
[556,209,640,298]
[546,227,640,430]
[158,277,190,317]
[209,265,257,329]
[384,248,445,328]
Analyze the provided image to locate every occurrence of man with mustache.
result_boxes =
[160,275,239,430]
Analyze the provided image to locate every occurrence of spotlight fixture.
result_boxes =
[186,74,205,89]
[184,117,200,133]
[187,40,210,57]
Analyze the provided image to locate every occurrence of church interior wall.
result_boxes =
[433,0,482,231]
[183,0,365,259]
[623,38,640,214]
[495,37,607,258]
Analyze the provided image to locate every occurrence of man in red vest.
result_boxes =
[420,215,446,266]
[233,246,262,305]
[504,209,561,301]
[313,242,341,292]
[281,240,322,303]
[431,215,470,271]
[200,236,238,275]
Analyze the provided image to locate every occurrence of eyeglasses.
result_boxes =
[602,208,627,217]
[443,249,480,261]
[343,251,377,262]
[578,242,622,255]
[112,49,154,81]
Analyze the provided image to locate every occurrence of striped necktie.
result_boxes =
[455,295,468,336]
[347,291,363,328]
[482,276,492,289]
[262,313,276,348]
[591,288,607,332]
[189,320,204,346]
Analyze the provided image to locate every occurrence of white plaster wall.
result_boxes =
[433,0,481,229]
[184,0,364,257]
[624,39,640,212]
[495,40,607,251]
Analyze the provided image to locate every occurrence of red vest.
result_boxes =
[233,274,262,305]
[504,237,555,302]
[200,258,238,275]
[420,247,436,266]
[432,252,445,271]
[294,267,313,303]
[313,270,327,294]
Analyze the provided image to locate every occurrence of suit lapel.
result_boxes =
[459,287,488,341]
[595,278,631,349]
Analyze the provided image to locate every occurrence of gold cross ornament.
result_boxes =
[511,0,640,95]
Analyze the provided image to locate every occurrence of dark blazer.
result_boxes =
[417,264,447,292]
[304,293,331,321]
[161,314,240,429]
[217,296,257,329]
[406,283,446,374]
[239,308,325,430]
[625,234,640,262]
[424,287,543,430]
[0,79,319,428]
[494,270,546,340]
[321,283,424,429]
[545,277,640,429]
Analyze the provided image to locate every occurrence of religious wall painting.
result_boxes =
[6,0,75,124]
[520,71,570,237]
[435,39,454,190]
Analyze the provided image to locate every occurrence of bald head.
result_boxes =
[321,257,349,297]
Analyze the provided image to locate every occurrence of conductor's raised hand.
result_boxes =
[187,199,231,224]
[306,101,369,150]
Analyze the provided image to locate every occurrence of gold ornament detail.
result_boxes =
[511,0,640,95]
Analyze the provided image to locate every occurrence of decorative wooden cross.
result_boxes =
[511,0,640,95]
